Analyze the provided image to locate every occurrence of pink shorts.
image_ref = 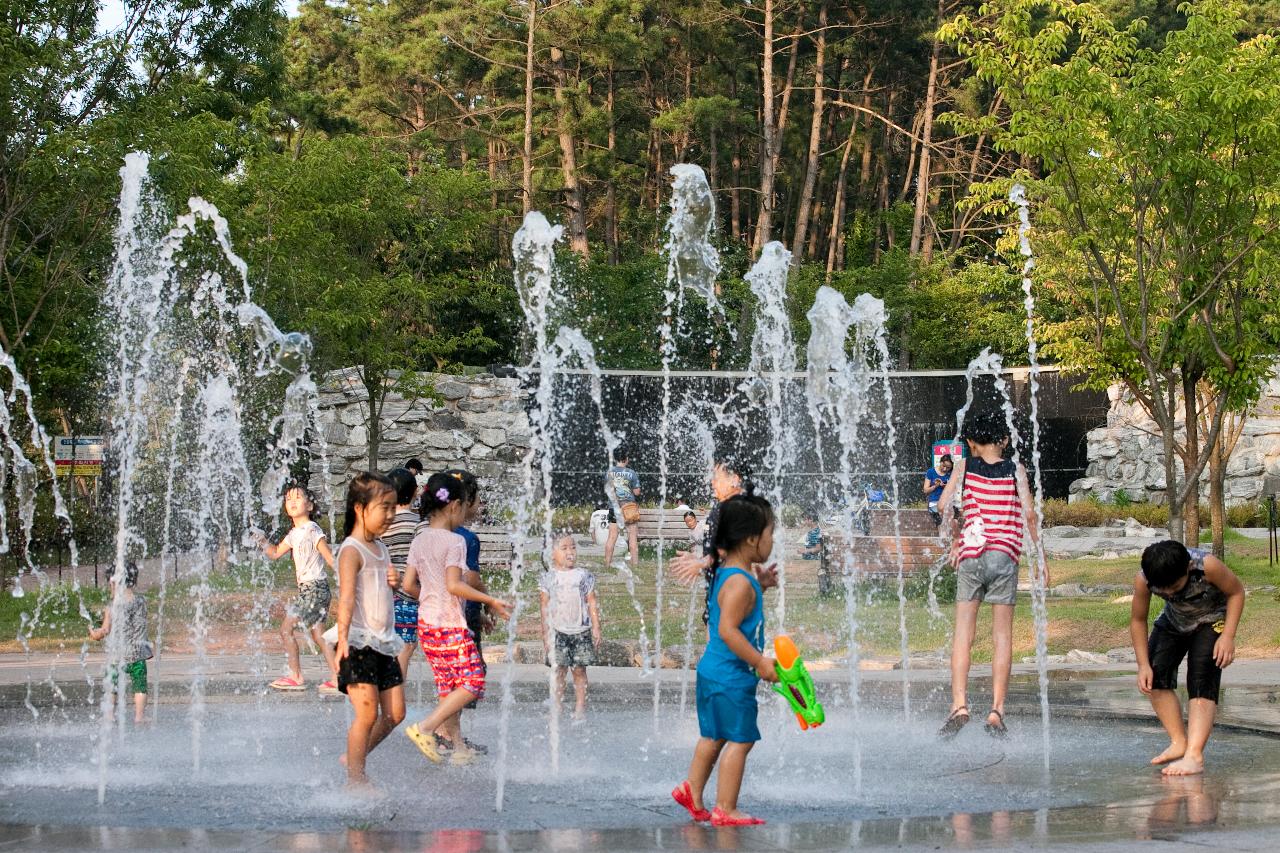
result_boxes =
[419,625,486,699]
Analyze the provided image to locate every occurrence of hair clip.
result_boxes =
[435,487,451,502]
[450,472,463,481]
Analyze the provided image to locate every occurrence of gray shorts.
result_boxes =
[288,579,331,629]
[956,551,1019,605]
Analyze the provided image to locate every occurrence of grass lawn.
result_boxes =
[5,532,1276,661]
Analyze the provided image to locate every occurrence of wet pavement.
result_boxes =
[0,655,1277,850]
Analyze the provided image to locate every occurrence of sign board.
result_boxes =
[54,436,104,477]
[932,442,964,469]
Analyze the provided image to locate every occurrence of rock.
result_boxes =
[1123,518,1162,538]
[477,427,507,447]
[1049,583,1088,597]
[513,641,545,664]
[1047,525,1085,538]
[1106,647,1136,663]
[594,639,634,668]
[429,411,466,431]
[435,380,470,401]
[1095,438,1120,458]
[459,398,496,413]
[1065,649,1109,664]
[422,431,457,449]
[1111,594,1134,604]
[1101,550,1121,560]
[339,407,363,427]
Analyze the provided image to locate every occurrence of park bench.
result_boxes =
[817,516,947,596]
[631,507,701,545]
[471,525,515,568]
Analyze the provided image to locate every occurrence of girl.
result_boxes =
[334,471,406,786]
[402,472,512,766]
[672,491,778,826]
[255,484,338,692]
[382,467,423,678]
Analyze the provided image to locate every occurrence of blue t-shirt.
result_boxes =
[925,468,950,503]
[456,526,482,621]
[606,465,640,505]
[696,566,764,688]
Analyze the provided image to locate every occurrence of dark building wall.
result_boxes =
[540,369,1107,509]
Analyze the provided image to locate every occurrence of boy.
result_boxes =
[799,511,822,560]
[603,449,641,570]
[539,534,602,722]
[1130,540,1244,776]
[935,411,1039,739]
[89,561,152,723]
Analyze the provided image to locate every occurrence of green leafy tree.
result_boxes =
[229,135,511,468]
[944,0,1280,543]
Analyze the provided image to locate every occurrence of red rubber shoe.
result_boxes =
[671,781,711,822]
[710,807,766,826]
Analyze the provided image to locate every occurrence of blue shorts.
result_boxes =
[696,675,760,743]
[394,596,419,644]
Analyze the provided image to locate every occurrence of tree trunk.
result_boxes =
[522,0,537,215]
[550,46,588,256]
[605,65,619,264]
[825,113,858,280]
[1181,369,1201,545]
[790,1,829,264]
[1208,439,1225,558]
[753,0,778,253]
[910,0,944,260]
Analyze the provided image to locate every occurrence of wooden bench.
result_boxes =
[817,529,947,596]
[630,507,701,544]
[472,525,515,567]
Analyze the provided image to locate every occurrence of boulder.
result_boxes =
[1106,647,1136,663]
[1065,649,1109,664]
[436,380,470,401]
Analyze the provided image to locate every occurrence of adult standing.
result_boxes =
[603,449,641,570]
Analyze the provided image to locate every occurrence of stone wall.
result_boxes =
[311,368,531,503]
[1069,367,1280,506]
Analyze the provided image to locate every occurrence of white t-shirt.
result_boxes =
[285,521,327,585]
[539,568,595,634]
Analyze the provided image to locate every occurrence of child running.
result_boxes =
[383,467,422,679]
[402,472,512,766]
[672,490,779,827]
[255,484,338,693]
[334,471,406,786]
[1131,540,1245,776]
[935,410,1040,739]
[539,533,602,723]
[89,560,152,723]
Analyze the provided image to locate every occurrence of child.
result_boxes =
[603,448,642,570]
[446,468,491,752]
[1130,540,1245,776]
[334,471,406,786]
[89,561,152,723]
[671,491,779,827]
[799,511,822,560]
[383,467,422,679]
[255,484,338,692]
[402,472,512,766]
[539,533,602,722]
[935,410,1039,739]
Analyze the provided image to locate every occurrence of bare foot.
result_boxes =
[1150,743,1185,765]
[1162,755,1204,776]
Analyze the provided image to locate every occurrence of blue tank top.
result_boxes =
[696,566,765,687]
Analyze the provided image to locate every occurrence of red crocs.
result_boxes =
[671,781,711,822]
[710,807,766,826]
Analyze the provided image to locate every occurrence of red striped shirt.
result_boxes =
[958,458,1023,562]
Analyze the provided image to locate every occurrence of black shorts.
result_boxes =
[338,646,404,695]
[546,630,596,668]
[1149,622,1223,702]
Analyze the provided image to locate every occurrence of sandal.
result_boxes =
[269,676,305,691]
[938,705,970,739]
[671,781,711,822]
[406,725,445,764]
[984,708,1008,739]
[710,807,765,826]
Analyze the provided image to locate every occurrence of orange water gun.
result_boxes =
[773,635,825,730]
